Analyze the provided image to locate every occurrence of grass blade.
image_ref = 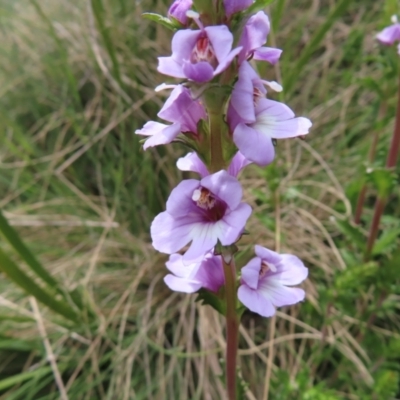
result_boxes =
[0,210,60,288]
[0,210,86,312]
[91,0,123,86]
[284,0,352,93]
[0,367,53,391]
[0,248,78,322]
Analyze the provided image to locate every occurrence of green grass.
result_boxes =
[0,0,400,399]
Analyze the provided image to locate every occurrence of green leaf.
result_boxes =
[373,370,399,399]
[335,262,378,291]
[333,218,366,251]
[0,367,52,391]
[245,0,274,15]
[0,247,78,322]
[358,77,384,98]
[91,0,123,86]
[284,0,352,93]
[0,210,85,311]
[142,13,180,31]
[372,227,400,256]
[366,168,397,199]
[0,210,60,289]
[196,289,225,315]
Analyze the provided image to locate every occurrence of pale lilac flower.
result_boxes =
[176,151,251,178]
[229,61,282,124]
[135,85,206,149]
[168,0,193,26]
[158,24,242,83]
[228,63,311,166]
[238,11,282,65]
[377,16,400,51]
[223,0,253,17]
[151,170,252,262]
[164,253,224,293]
[238,245,308,317]
[232,99,312,166]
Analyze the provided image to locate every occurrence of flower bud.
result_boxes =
[168,0,193,26]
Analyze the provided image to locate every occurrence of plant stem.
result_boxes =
[209,109,225,172]
[365,74,400,260]
[204,88,227,172]
[222,257,239,400]
[354,102,387,224]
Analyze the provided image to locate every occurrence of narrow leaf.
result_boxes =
[196,289,225,315]
[0,248,78,322]
[142,13,180,31]
[246,0,274,15]
[373,228,400,256]
[0,210,85,311]
[333,218,366,251]
[0,210,59,289]
[0,367,52,391]
[284,0,352,93]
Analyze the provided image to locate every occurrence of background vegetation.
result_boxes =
[0,0,399,399]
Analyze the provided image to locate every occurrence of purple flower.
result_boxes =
[228,62,311,166]
[176,151,251,178]
[376,16,400,50]
[151,170,252,262]
[238,245,308,317]
[223,0,253,17]
[158,24,242,83]
[229,61,281,124]
[135,85,206,149]
[168,0,193,26]
[238,11,282,65]
[164,253,224,293]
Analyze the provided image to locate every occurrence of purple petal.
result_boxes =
[240,257,262,289]
[253,99,312,139]
[171,29,200,63]
[164,274,203,293]
[376,24,400,45]
[239,11,270,63]
[166,253,199,277]
[229,62,258,123]
[165,179,200,217]
[168,0,193,25]
[258,281,305,307]
[183,60,215,83]
[223,0,253,17]
[158,57,185,78]
[253,47,282,64]
[271,254,309,285]
[213,47,243,76]
[204,25,234,63]
[233,123,275,166]
[158,86,206,132]
[176,152,210,177]
[238,285,276,317]
[194,255,225,292]
[140,123,181,150]
[254,245,281,265]
[164,253,224,293]
[151,212,193,254]
[135,121,167,137]
[183,222,220,262]
[158,29,200,78]
[219,203,252,245]
[227,151,252,177]
[200,170,243,210]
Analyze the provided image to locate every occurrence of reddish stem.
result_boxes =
[365,74,400,260]
[223,257,239,400]
[354,102,387,224]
